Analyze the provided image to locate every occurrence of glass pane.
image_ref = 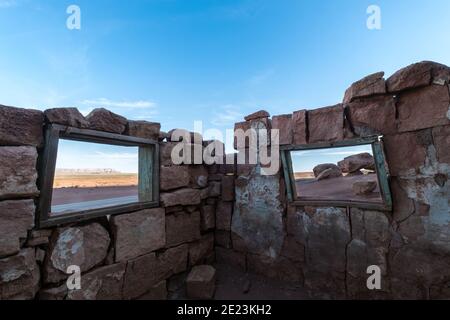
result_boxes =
[290,144,383,204]
[51,139,140,216]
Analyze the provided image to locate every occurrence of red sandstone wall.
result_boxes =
[220,61,450,299]
[0,107,219,300]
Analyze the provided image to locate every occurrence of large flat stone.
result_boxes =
[111,208,166,262]
[0,147,38,199]
[161,188,201,207]
[308,104,344,143]
[44,108,89,128]
[125,120,160,140]
[343,72,386,103]
[383,131,428,176]
[66,263,126,300]
[123,245,188,299]
[397,85,450,132]
[386,61,450,92]
[86,108,127,134]
[166,211,201,247]
[0,248,40,299]
[186,265,216,299]
[0,200,35,258]
[0,105,44,147]
[271,114,293,145]
[292,110,307,145]
[160,166,190,191]
[44,223,110,283]
[346,95,397,136]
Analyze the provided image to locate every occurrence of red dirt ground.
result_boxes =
[295,174,382,203]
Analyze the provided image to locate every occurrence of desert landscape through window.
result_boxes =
[50,139,139,216]
[290,144,383,204]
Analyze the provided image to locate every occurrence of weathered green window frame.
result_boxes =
[280,136,392,211]
[37,124,160,228]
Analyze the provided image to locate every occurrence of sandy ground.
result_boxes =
[213,264,310,300]
[295,174,382,203]
[53,173,138,188]
[52,186,138,205]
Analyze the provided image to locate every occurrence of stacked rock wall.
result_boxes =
[0,107,219,300]
[220,61,450,299]
[1,61,449,300]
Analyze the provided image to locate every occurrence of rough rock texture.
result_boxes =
[111,208,166,262]
[160,166,190,191]
[386,61,450,92]
[0,248,40,299]
[123,245,188,299]
[86,108,127,134]
[383,131,428,176]
[189,234,214,266]
[0,200,35,257]
[0,105,44,147]
[216,201,233,231]
[316,167,343,181]
[352,181,377,195]
[292,110,307,145]
[160,142,178,166]
[313,163,340,177]
[161,188,201,207]
[271,114,293,145]
[189,166,209,188]
[125,120,160,140]
[232,172,284,257]
[166,211,201,247]
[343,72,386,103]
[67,263,126,300]
[44,223,110,283]
[308,104,344,143]
[200,205,215,231]
[0,146,38,199]
[138,281,167,300]
[338,153,375,173]
[397,85,450,132]
[44,108,89,128]
[186,265,216,299]
[221,175,235,201]
[244,110,270,121]
[432,125,450,163]
[346,95,397,136]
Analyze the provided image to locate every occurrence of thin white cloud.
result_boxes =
[211,105,244,127]
[82,98,156,109]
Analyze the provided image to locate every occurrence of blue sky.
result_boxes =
[1,0,450,162]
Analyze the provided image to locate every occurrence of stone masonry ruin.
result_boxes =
[0,61,449,300]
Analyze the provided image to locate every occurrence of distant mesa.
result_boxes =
[55,168,122,175]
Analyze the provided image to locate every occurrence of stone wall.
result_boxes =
[0,107,218,300]
[220,61,450,299]
[1,61,449,300]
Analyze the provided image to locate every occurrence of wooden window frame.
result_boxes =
[37,124,160,228]
[280,136,392,211]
